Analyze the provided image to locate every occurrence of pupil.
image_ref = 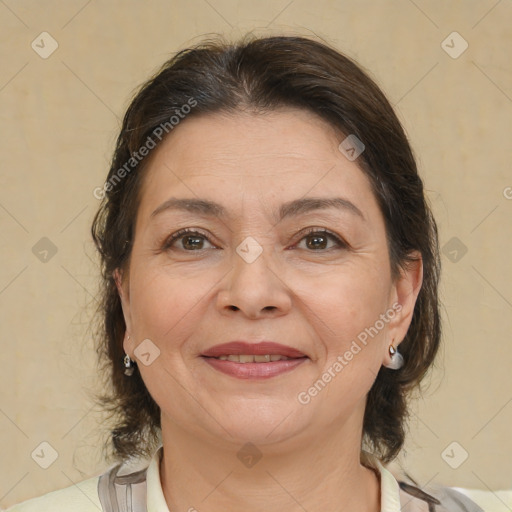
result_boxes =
[184,236,203,250]
[308,234,326,250]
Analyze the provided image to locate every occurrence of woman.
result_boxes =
[7,34,483,511]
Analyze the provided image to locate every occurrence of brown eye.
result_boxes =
[296,229,347,251]
[181,234,207,250]
[163,229,214,251]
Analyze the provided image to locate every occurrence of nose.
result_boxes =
[216,242,292,319]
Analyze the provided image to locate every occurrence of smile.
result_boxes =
[213,354,294,362]
[202,355,308,379]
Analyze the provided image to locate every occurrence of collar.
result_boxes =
[146,446,169,512]
[366,454,403,512]
[146,446,403,512]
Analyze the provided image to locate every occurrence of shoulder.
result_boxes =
[3,475,101,512]
[439,486,512,512]
[4,452,155,512]
[366,454,485,512]
[398,480,486,512]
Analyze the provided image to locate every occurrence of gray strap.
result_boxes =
[399,481,441,511]
[98,464,122,512]
[97,464,148,512]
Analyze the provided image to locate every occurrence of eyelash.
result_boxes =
[161,227,348,252]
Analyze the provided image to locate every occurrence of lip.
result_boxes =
[201,341,308,380]
[201,341,307,359]
[203,357,307,379]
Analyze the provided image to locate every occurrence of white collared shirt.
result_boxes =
[5,446,491,511]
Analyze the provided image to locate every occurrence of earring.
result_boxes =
[384,342,404,370]
[123,335,135,376]
[123,354,135,376]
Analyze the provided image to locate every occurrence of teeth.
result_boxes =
[215,354,291,363]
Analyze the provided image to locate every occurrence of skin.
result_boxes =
[115,107,423,512]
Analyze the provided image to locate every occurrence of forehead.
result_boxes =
[136,108,377,221]
[154,108,342,167]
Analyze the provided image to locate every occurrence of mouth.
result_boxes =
[209,354,297,362]
[200,341,309,379]
[201,341,308,358]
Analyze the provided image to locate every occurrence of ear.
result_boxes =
[385,251,423,357]
[113,267,135,354]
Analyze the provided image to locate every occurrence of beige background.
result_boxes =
[1,0,511,508]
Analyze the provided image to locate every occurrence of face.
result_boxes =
[116,108,422,450]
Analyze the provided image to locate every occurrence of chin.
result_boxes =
[210,401,308,447]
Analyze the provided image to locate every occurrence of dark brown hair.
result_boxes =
[91,34,441,464]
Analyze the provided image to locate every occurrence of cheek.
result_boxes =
[299,264,390,339]
[127,260,221,341]
[299,270,391,399]
[129,269,182,338]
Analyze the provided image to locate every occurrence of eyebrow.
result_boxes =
[150,196,365,222]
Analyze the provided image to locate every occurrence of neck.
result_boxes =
[159,412,380,512]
